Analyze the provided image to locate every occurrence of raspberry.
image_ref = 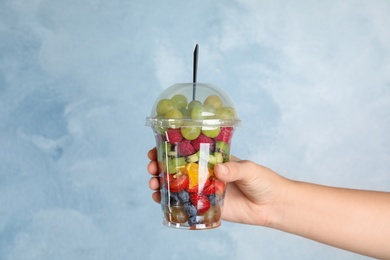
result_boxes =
[191,133,214,151]
[177,140,196,156]
[166,128,183,144]
[215,127,233,143]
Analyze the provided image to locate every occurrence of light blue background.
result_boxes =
[1,0,389,259]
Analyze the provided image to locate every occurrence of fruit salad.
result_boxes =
[146,83,240,230]
[152,93,236,229]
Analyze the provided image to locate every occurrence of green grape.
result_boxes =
[191,105,216,120]
[188,100,202,113]
[203,205,221,224]
[180,124,201,140]
[202,126,221,138]
[156,99,178,116]
[204,95,223,109]
[165,206,189,224]
[165,108,183,119]
[171,94,188,109]
[215,107,237,119]
[179,108,191,118]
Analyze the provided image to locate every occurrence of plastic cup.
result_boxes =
[146,83,241,230]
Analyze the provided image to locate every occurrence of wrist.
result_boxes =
[264,176,297,230]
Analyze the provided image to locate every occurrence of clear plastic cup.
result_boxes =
[146,83,241,230]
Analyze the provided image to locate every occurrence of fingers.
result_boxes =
[149,176,162,204]
[148,176,160,190]
[151,191,161,204]
[147,147,160,176]
[147,147,162,204]
[148,147,157,161]
[214,160,259,183]
[147,160,159,176]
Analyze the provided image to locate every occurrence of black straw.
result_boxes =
[192,44,199,100]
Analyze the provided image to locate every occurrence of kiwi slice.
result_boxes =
[195,151,223,165]
[165,152,200,174]
[215,141,230,162]
[167,156,186,174]
[213,152,224,164]
[185,153,199,163]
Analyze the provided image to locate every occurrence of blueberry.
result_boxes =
[169,192,181,206]
[208,194,222,206]
[207,194,216,205]
[183,202,197,216]
[188,215,201,226]
[178,190,190,203]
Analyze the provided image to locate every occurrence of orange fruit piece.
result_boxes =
[185,162,199,188]
[208,167,214,177]
[185,162,215,189]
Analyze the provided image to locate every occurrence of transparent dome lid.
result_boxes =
[146,83,241,128]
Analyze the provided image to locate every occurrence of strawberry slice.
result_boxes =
[203,179,226,195]
[164,173,175,183]
[186,184,199,193]
[186,178,211,193]
[214,179,226,195]
[169,175,189,192]
[190,193,210,215]
[203,183,216,195]
[160,172,173,187]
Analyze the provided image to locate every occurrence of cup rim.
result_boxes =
[145,117,241,128]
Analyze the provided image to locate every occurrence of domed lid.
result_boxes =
[146,83,241,128]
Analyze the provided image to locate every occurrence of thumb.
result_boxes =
[214,160,256,183]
